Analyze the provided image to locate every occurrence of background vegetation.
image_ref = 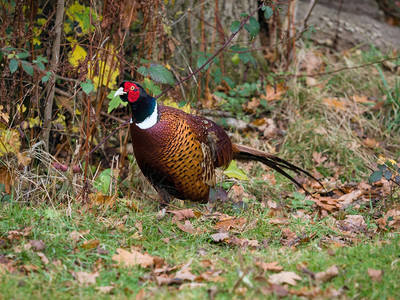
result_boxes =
[1,0,399,298]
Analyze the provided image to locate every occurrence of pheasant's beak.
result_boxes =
[114,87,127,97]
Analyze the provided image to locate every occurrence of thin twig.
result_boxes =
[42,0,64,151]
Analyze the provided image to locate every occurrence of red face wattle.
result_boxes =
[124,82,140,102]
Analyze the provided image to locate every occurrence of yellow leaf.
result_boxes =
[0,128,20,157]
[163,98,191,114]
[16,104,27,113]
[68,44,87,67]
[28,116,42,128]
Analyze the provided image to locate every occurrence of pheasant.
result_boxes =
[115,81,321,204]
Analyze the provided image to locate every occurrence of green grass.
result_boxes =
[1,200,399,299]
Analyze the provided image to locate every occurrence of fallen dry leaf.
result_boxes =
[30,240,46,251]
[7,226,32,241]
[175,266,197,282]
[268,271,302,286]
[179,282,207,290]
[315,265,339,282]
[337,215,367,233]
[367,268,383,282]
[313,197,341,212]
[72,271,99,286]
[112,248,154,268]
[135,221,143,233]
[0,166,13,194]
[261,284,289,297]
[261,83,288,102]
[82,239,100,250]
[210,232,229,242]
[312,151,327,165]
[227,236,259,249]
[338,190,362,207]
[352,94,375,105]
[363,137,380,149]
[135,289,146,300]
[255,261,283,272]
[168,209,201,221]
[214,217,246,231]
[69,229,90,243]
[322,97,347,111]
[89,192,116,207]
[95,286,114,293]
[37,252,49,265]
[176,220,204,234]
[269,218,289,225]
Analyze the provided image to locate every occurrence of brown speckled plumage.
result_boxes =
[131,105,233,202]
[116,81,322,204]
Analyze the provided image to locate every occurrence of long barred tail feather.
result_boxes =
[232,144,323,195]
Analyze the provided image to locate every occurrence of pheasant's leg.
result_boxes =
[154,186,172,207]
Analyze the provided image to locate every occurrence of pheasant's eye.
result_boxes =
[130,86,135,91]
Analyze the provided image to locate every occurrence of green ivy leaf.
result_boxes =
[230,46,256,66]
[212,68,222,85]
[21,61,33,76]
[369,170,383,183]
[81,79,94,95]
[137,66,149,76]
[16,52,30,59]
[377,164,387,170]
[41,71,52,83]
[148,64,174,86]
[224,160,248,180]
[384,170,392,181]
[197,56,211,71]
[9,58,18,73]
[230,20,241,33]
[247,17,260,39]
[107,91,127,113]
[262,5,273,19]
[35,61,45,70]
[94,168,113,194]
[222,76,236,88]
[143,78,162,96]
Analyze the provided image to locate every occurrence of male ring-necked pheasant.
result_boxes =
[115,81,321,203]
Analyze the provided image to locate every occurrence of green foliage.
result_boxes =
[214,81,261,113]
[8,58,18,73]
[230,46,256,66]
[138,63,174,86]
[64,1,99,35]
[107,91,127,113]
[223,160,248,180]
[244,17,260,39]
[80,79,95,95]
[230,20,241,33]
[369,158,400,184]
[262,5,273,19]
[0,184,11,202]
[142,78,162,96]
[94,168,113,194]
